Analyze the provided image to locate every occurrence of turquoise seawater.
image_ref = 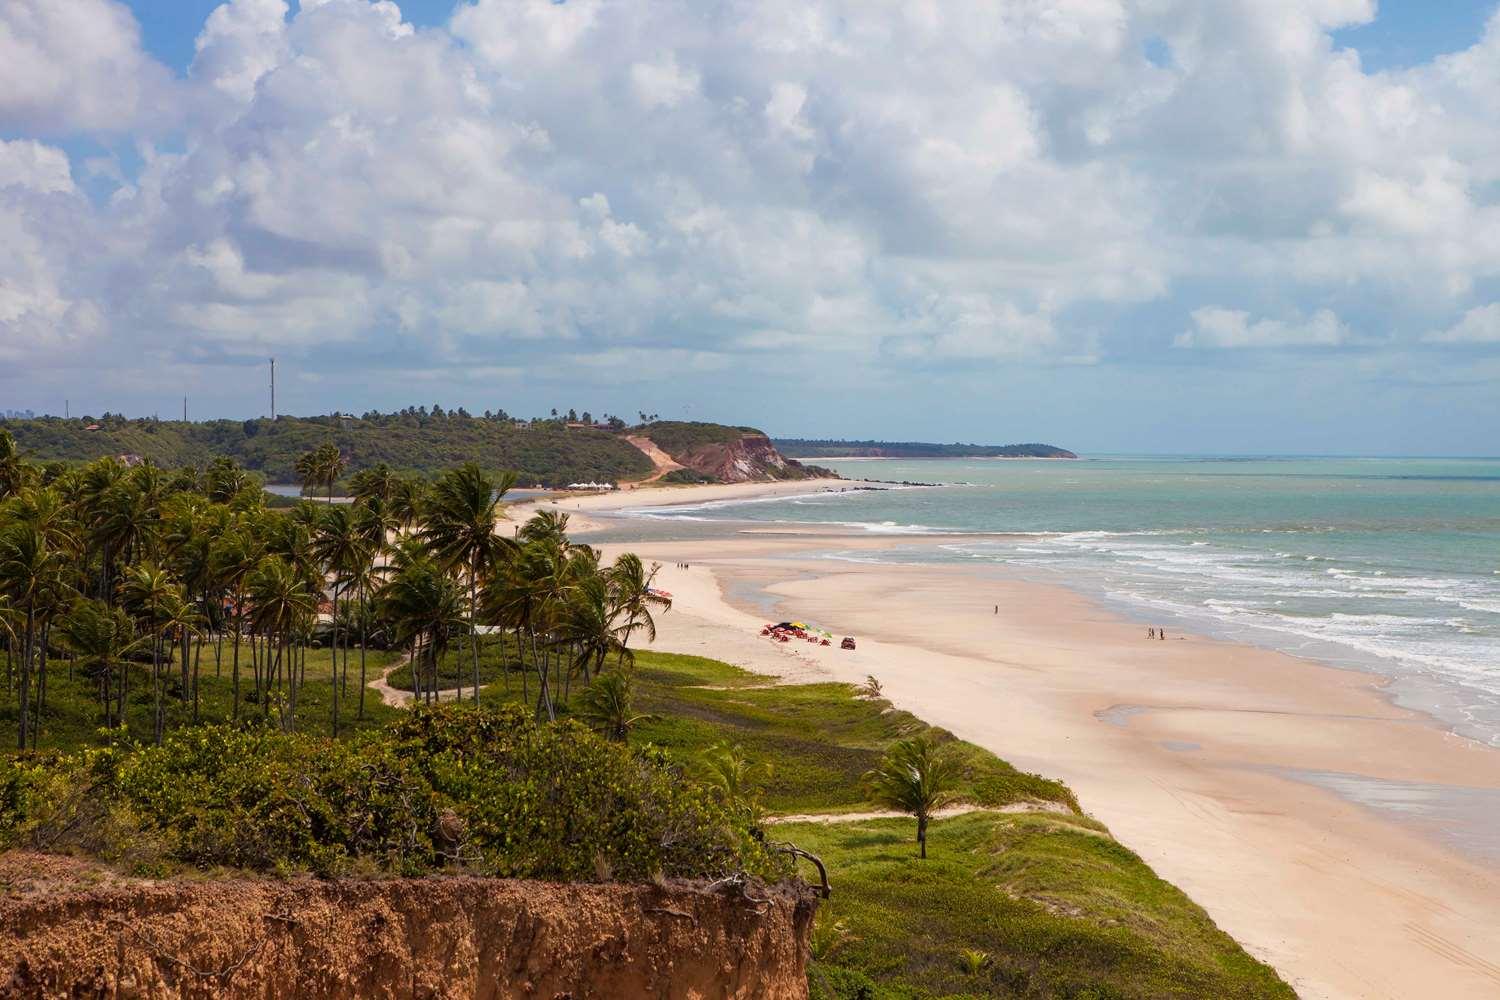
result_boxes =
[627,457,1500,745]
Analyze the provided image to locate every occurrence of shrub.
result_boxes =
[0,705,789,882]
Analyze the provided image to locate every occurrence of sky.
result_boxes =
[3,1,1500,455]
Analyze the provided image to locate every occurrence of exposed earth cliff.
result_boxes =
[0,853,814,999]
[630,422,836,483]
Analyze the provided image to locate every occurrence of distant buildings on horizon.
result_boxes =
[1,409,36,420]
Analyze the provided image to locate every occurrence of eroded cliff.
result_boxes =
[0,853,814,999]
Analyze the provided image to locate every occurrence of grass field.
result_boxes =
[469,649,1289,998]
[1,641,404,749]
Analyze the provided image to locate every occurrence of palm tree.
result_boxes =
[312,504,369,734]
[389,476,427,533]
[377,560,466,705]
[698,741,772,835]
[350,500,395,719]
[349,463,398,504]
[421,463,516,701]
[863,736,961,858]
[119,562,187,744]
[56,598,142,730]
[608,552,670,657]
[554,574,629,692]
[208,524,264,719]
[315,443,346,503]
[0,521,72,747]
[246,556,317,730]
[0,430,32,500]
[574,667,647,742]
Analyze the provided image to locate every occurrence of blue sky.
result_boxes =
[3,1,1500,456]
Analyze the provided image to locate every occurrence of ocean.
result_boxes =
[622,456,1500,747]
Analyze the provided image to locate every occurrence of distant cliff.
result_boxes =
[632,422,837,483]
[776,439,1077,459]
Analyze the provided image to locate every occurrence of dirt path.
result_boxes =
[368,657,467,708]
[624,435,684,484]
[765,801,1076,825]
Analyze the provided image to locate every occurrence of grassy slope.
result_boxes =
[474,650,1288,1000]
[2,642,404,750]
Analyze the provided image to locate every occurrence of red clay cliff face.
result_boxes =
[666,435,811,483]
[0,853,814,999]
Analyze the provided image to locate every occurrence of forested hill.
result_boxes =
[0,413,835,487]
[0,414,654,487]
[775,439,1078,459]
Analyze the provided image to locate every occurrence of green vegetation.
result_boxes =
[0,429,1288,996]
[608,651,1288,999]
[660,468,719,485]
[795,812,1292,999]
[3,642,403,752]
[636,420,758,456]
[1,412,654,486]
[776,439,1079,459]
[0,704,780,882]
[623,651,1074,815]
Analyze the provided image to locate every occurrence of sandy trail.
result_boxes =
[368,656,467,708]
[528,480,1500,1000]
[623,435,685,484]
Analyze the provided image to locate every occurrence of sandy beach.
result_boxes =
[512,481,1500,1000]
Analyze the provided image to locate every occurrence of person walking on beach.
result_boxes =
[1148,627,1156,639]
[1159,628,1166,641]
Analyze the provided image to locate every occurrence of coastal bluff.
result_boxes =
[0,853,815,999]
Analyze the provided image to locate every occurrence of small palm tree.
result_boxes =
[575,668,648,741]
[698,741,772,834]
[863,735,961,858]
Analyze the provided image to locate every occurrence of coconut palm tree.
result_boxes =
[554,573,629,693]
[607,552,670,657]
[421,462,517,701]
[863,736,962,859]
[349,463,398,504]
[574,667,647,742]
[119,562,187,744]
[0,521,72,748]
[246,556,317,730]
[698,741,772,835]
[389,476,427,533]
[312,504,370,734]
[315,443,346,503]
[0,430,34,500]
[208,524,264,719]
[56,598,142,730]
[377,559,466,705]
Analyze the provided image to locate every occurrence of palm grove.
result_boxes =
[0,429,668,750]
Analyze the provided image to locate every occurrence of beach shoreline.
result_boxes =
[511,479,1500,999]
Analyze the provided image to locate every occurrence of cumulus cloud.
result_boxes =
[1424,303,1500,344]
[0,0,177,133]
[1,0,1500,408]
[1175,308,1350,349]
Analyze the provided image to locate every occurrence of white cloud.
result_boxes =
[2,0,1500,399]
[0,0,177,132]
[0,140,75,194]
[1176,308,1350,349]
[1424,303,1500,345]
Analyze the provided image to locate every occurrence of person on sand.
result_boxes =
[1159,628,1166,641]
[1148,627,1155,639]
